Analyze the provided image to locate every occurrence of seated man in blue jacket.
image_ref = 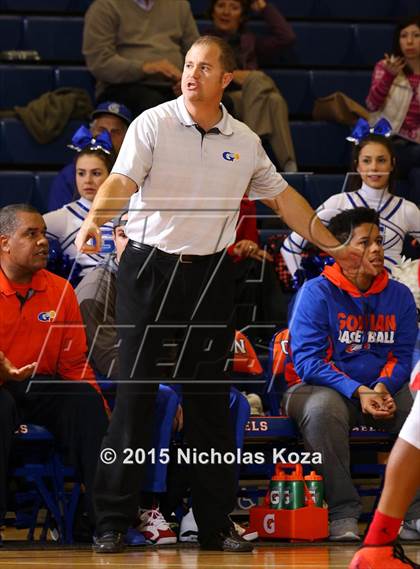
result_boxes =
[283,207,419,542]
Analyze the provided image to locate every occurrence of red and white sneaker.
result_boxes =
[349,543,420,568]
[232,521,259,542]
[137,508,177,545]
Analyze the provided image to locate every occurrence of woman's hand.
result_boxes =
[250,0,267,12]
[383,53,406,76]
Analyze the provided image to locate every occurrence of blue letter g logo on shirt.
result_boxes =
[223,151,240,162]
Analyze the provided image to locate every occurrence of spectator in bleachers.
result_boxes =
[44,129,117,282]
[82,0,199,118]
[48,101,132,212]
[207,0,297,171]
[366,15,420,194]
[0,203,108,532]
[282,207,420,541]
[281,128,420,279]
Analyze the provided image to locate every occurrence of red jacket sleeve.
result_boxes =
[227,198,259,258]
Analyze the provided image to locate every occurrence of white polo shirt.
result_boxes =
[112,95,288,255]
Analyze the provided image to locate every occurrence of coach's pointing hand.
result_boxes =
[75,219,102,253]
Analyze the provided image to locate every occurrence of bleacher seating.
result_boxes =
[0,15,22,50]
[23,16,84,62]
[0,0,91,11]
[291,121,350,168]
[0,118,350,169]
[0,17,396,67]
[0,64,54,108]
[265,70,312,115]
[354,24,395,66]
[0,118,81,166]
[192,0,418,20]
[0,0,417,205]
[54,65,95,96]
[311,70,371,106]
[0,0,417,18]
[0,171,56,213]
[0,65,94,108]
[0,65,373,117]
[0,170,33,208]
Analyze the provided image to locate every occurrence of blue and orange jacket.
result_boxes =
[286,263,418,398]
[0,267,102,397]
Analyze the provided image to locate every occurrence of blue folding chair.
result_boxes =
[11,424,81,543]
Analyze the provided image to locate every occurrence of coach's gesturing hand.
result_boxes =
[75,219,103,253]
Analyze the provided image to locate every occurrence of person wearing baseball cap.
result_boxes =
[90,101,132,127]
[47,101,132,213]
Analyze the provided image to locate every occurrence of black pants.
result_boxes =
[0,388,17,521]
[93,242,237,546]
[3,378,108,524]
[234,257,288,337]
[97,82,175,119]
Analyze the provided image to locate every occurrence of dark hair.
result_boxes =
[392,15,420,75]
[190,35,237,72]
[0,203,40,237]
[328,207,380,244]
[75,147,116,174]
[208,0,251,31]
[350,133,397,193]
[112,209,128,231]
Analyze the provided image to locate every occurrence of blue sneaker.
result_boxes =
[125,527,147,546]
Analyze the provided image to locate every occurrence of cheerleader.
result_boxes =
[44,126,117,280]
[282,120,419,276]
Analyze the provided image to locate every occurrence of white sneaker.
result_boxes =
[179,508,198,543]
[179,510,259,543]
[232,521,259,542]
[137,508,177,545]
[400,519,420,540]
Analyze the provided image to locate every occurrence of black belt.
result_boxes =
[128,240,223,264]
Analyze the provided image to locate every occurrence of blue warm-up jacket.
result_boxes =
[289,263,418,398]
